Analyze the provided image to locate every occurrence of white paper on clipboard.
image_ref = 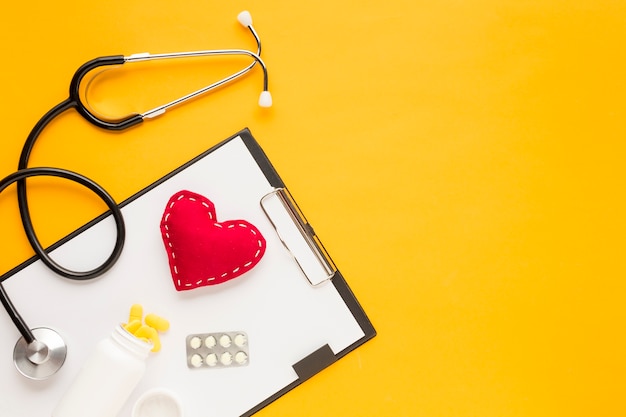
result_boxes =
[0,129,375,417]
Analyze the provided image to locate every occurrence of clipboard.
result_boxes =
[0,128,375,417]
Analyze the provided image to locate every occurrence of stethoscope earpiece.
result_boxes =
[259,90,273,108]
[237,10,253,27]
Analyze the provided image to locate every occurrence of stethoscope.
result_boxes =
[0,11,271,380]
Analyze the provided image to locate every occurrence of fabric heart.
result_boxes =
[160,190,266,291]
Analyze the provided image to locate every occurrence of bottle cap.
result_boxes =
[132,388,183,417]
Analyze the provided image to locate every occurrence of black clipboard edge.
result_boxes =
[236,128,376,415]
[237,128,284,189]
[243,270,376,417]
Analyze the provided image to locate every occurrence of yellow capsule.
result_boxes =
[123,320,142,334]
[151,334,162,353]
[145,313,170,333]
[128,304,143,323]
[135,325,161,352]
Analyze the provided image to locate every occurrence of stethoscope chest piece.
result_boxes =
[13,327,67,380]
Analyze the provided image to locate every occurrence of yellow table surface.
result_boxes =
[1,1,625,416]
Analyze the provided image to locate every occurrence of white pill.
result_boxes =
[234,333,247,347]
[189,336,202,349]
[190,354,203,368]
[204,335,217,348]
[206,353,218,367]
[235,351,248,365]
[219,334,232,348]
[220,351,233,366]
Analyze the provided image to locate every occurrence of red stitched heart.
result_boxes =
[160,190,266,291]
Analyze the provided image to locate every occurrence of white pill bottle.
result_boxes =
[52,324,152,417]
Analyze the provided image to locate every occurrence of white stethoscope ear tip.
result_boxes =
[258,91,272,108]
[237,11,253,27]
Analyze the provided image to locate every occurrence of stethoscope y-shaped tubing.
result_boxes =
[132,48,269,119]
[130,24,267,119]
[69,25,269,129]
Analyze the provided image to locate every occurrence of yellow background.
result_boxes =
[1,1,625,416]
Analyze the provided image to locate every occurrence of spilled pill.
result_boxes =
[135,325,161,352]
[129,304,143,323]
[145,313,170,332]
[124,320,142,334]
[122,304,170,354]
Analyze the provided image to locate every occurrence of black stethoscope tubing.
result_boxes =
[0,11,269,364]
[2,59,137,346]
[1,167,126,344]
[17,58,142,269]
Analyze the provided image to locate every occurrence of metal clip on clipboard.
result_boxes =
[260,188,336,286]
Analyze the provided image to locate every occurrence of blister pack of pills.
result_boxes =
[186,331,249,369]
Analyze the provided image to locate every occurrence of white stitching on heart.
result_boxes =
[162,192,265,289]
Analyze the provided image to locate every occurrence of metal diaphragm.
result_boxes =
[13,327,67,380]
